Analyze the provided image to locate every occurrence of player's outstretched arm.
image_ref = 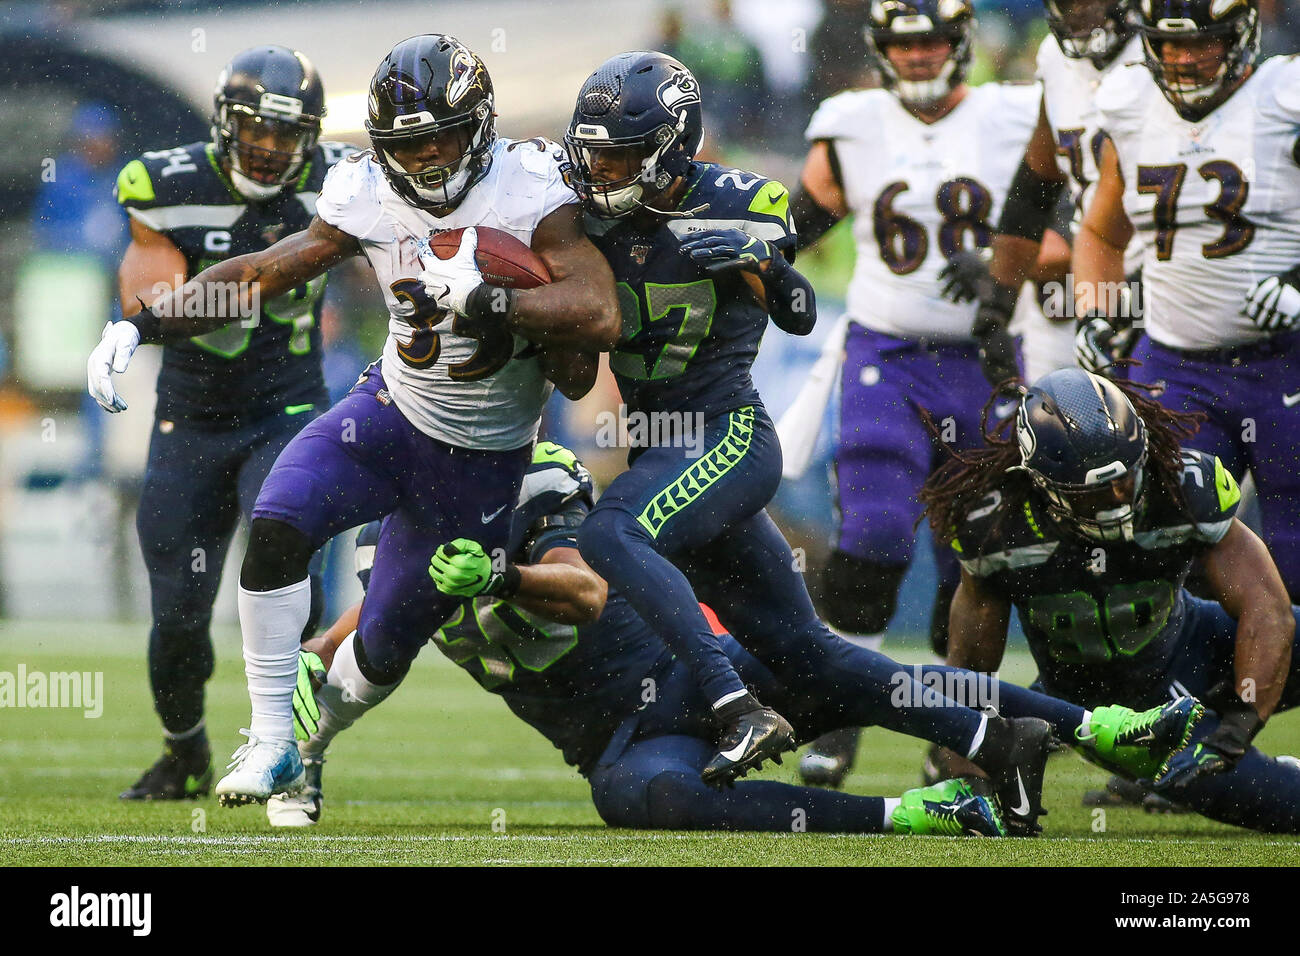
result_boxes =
[143,216,360,339]
[89,216,360,412]
[946,569,1012,673]
[791,140,847,250]
[1201,519,1295,723]
[508,205,619,352]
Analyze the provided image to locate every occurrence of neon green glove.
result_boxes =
[292,651,325,742]
[428,538,521,598]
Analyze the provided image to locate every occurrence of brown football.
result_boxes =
[427,226,551,289]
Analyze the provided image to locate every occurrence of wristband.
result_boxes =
[131,298,165,344]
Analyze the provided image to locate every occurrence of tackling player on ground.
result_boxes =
[89,34,619,808]
[275,441,1191,836]
[922,368,1300,832]
[111,46,348,800]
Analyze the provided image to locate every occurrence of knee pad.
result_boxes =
[818,551,907,635]
[352,624,412,688]
[240,518,314,592]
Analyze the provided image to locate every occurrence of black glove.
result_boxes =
[971,282,1020,390]
[1074,311,1137,375]
[1154,683,1263,792]
[939,250,994,304]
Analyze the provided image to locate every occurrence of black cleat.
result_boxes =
[120,739,213,801]
[975,717,1054,837]
[702,693,796,789]
[798,727,862,789]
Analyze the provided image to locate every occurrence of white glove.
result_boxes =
[87,320,141,413]
[417,226,484,316]
[1244,270,1300,332]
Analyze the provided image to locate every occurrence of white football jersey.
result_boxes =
[1097,56,1300,349]
[806,83,1040,339]
[316,137,577,449]
[1038,34,1143,215]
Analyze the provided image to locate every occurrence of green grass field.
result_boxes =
[4,621,1300,866]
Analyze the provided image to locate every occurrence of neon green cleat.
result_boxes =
[891,779,1008,837]
[1077,697,1205,779]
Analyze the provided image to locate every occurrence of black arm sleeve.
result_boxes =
[998,158,1067,243]
[761,251,817,336]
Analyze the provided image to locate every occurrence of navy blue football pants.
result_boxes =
[136,410,325,733]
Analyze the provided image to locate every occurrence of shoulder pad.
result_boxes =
[1094,60,1150,124]
[954,489,1055,573]
[804,89,878,142]
[670,167,795,248]
[318,141,359,169]
[316,151,393,242]
[504,136,568,179]
[1166,450,1239,542]
[117,142,212,210]
[1267,56,1300,116]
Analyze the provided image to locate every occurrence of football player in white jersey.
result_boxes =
[972,1,1146,377]
[1073,0,1300,605]
[87,34,619,806]
[790,0,1042,786]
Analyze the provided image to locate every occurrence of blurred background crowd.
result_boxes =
[0,0,1296,630]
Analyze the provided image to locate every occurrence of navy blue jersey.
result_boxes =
[357,451,671,776]
[954,449,1242,704]
[116,140,354,425]
[587,163,796,421]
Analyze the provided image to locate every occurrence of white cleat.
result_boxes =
[267,755,324,827]
[215,729,304,807]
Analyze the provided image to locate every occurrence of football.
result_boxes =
[427,226,551,289]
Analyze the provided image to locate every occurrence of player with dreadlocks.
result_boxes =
[917,367,1300,832]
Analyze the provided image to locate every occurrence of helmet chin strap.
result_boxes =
[896,60,958,109]
[230,166,286,201]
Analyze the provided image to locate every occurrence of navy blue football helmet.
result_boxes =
[365,35,496,211]
[1137,0,1259,121]
[1044,0,1137,67]
[212,46,325,201]
[564,51,704,219]
[866,0,976,109]
[1014,369,1149,541]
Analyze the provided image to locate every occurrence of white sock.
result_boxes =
[1079,710,1093,738]
[882,797,901,831]
[831,627,885,652]
[240,579,311,743]
[301,631,401,758]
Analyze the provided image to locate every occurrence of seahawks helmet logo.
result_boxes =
[657,71,700,114]
[446,46,485,107]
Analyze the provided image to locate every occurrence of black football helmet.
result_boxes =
[866,0,976,109]
[366,35,496,211]
[1137,0,1259,121]
[1014,369,1149,542]
[564,51,704,219]
[1044,0,1137,67]
[212,46,325,201]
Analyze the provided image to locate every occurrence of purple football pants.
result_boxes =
[1131,332,1300,598]
[253,365,531,675]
